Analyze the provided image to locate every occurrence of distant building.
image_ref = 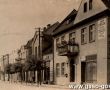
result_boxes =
[53,0,110,85]
[9,50,18,64]
[31,28,43,83]
[9,50,19,82]
[18,45,28,82]
[0,54,9,81]
[24,38,34,82]
[18,45,27,64]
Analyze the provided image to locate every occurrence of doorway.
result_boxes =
[81,62,86,83]
[70,59,75,82]
[44,61,50,84]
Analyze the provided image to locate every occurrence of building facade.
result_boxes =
[53,0,110,85]
[42,22,59,84]
[0,54,9,81]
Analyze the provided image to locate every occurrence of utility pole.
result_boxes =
[7,54,10,81]
[3,55,5,81]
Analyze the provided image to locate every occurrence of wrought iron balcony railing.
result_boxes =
[57,40,79,57]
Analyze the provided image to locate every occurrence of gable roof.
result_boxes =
[74,0,109,24]
[25,38,33,48]
[53,0,110,36]
[42,22,59,54]
[53,9,77,36]
[43,22,59,35]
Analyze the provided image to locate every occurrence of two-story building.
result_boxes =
[53,0,110,85]
[42,22,59,84]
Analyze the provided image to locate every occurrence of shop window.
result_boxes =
[86,55,97,83]
[86,61,97,83]
[56,63,60,77]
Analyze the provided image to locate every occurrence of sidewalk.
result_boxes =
[2,81,70,89]
[24,82,70,89]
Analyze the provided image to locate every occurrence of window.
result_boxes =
[56,63,60,77]
[61,35,65,42]
[86,61,97,83]
[56,38,59,51]
[69,32,76,43]
[61,63,65,76]
[84,2,87,12]
[81,28,87,44]
[35,47,37,59]
[89,24,96,42]
[86,55,97,83]
[89,0,93,10]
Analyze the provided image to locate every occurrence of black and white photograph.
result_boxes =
[0,0,110,90]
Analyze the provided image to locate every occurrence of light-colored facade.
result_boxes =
[18,45,28,82]
[9,50,19,82]
[43,53,53,83]
[31,28,43,83]
[18,45,27,64]
[53,0,110,85]
[9,50,18,64]
[0,54,9,81]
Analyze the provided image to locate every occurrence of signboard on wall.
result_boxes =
[98,18,107,40]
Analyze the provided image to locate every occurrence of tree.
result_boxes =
[4,64,12,81]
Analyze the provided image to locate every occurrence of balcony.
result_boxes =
[57,40,79,57]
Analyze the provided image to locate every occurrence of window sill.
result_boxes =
[81,42,87,45]
[56,75,60,77]
[61,75,66,77]
[89,40,95,43]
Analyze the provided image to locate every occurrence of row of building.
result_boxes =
[1,0,110,85]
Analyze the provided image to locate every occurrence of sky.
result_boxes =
[0,0,81,56]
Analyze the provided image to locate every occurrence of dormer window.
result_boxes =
[67,19,72,24]
[89,0,93,10]
[84,2,87,13]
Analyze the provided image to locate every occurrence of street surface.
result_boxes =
[0,81,70,90]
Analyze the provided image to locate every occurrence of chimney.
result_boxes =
[47,24,51,28]
[43,27,47,31]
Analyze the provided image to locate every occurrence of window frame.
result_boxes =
[85,61,97,83]
[69,31,76,43]
[81,27,87,45]
[61,62,66,76]
[89,0,93,10]
[61,35,65,42]
[56,63,60,77]
[56,38,60,51]
[89,24,96,43]
[85,55,97,83]
[84,2,87,13]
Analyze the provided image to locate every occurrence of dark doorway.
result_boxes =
[81,62,86,83]
[70,59,75,82]
[44,61,50,84]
